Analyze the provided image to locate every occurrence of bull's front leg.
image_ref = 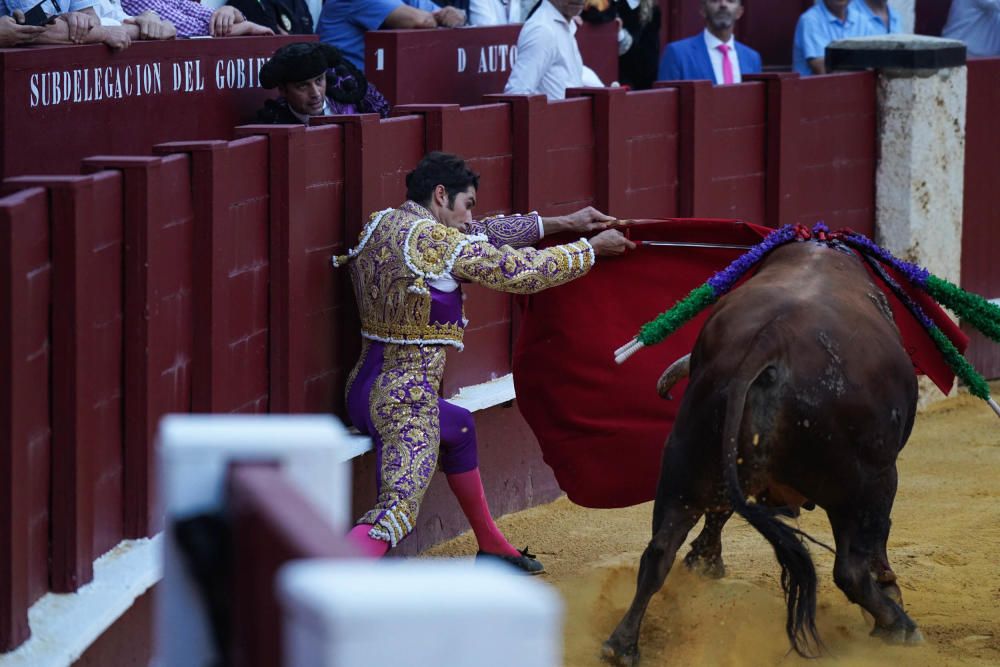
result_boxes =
[602,504,700,667]
[683,509,732,579]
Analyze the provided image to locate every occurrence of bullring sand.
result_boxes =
[427,385,1000,666]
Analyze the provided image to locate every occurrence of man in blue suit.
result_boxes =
[657,0,761,84]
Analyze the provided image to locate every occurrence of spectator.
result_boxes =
[851,0,900,35]
[94,0,176,40]
[317,0,466,72]
[792,0,862,76]
[225,0,313,35]
[1,0,137,49]
[657,0,760,85]
[942,0,1000,56]
[119,0,273,38]
[504,0,604,100]
[581,0,661,90]
[468,0,522,25]
[256,42,391,123]
[0,10,44,45]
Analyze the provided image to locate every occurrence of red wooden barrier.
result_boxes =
[233,124,350,415]
[365,23,618,108]
[571,87,680,219]
[390,103,517,397]
[80,154,195,538]
[0,36,308,180]
[3,172,126,591]
[653,79,765,224]
[793,72,876,235]
[227,462,351,667]
[154,137,271,415]
[961,58,1000,377]
[0,188,50,650]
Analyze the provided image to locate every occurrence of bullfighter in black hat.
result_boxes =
[257,42,391,123]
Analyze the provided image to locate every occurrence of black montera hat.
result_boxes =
[259,42,344,89]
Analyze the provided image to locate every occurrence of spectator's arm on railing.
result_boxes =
[33,9,135,50]
[382,3,437,29]
[123,10,176,40]
[0,12,45,46]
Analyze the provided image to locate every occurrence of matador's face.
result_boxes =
[434,185,477,230]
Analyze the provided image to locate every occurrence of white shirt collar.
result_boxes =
[289,99,332,123]
[703,29,735,51]
[541,0,577,35]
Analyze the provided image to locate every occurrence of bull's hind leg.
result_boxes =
[602,504,700,666]
[683,509,732,578]
[827,475,922,645]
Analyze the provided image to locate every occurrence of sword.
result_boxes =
[640,241,753,250]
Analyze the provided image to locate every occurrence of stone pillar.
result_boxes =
[828,35,967,405]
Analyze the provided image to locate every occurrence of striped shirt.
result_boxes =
[121,0,212,37]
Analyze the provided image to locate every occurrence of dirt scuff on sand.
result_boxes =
[426,387,1000,666]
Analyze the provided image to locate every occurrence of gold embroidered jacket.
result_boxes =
[332,201,595,349]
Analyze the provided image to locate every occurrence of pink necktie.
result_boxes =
[717,43,734,85]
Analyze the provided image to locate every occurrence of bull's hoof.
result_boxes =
[601,638,640,667]
[872,622,923,645]
[683,551,726,579]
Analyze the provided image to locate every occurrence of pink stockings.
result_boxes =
[446,468,520,557]
[347,468,519,558]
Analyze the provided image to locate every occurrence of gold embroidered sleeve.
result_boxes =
[449,238,595,294]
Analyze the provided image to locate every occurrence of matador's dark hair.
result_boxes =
[405,152,480,208]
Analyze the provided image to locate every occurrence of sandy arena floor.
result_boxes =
[426,387,1000,666]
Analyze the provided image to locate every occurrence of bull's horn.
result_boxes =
[657,354,691,399]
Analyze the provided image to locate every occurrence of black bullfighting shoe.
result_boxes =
[475,546,545,575]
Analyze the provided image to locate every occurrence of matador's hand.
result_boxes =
[561,206,614,234]
[589,229,635,257]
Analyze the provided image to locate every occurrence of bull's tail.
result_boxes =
[722,346,822,658]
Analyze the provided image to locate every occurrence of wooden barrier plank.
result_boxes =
[154,138,271,414]
[81,154,195,538]
[569,86,628,216]
[704,83,767,225]
[746,72,801,229]
[617,88,681,219]
[656,79,712,217]
[227,462,351,667]
[961,57,1000,377]
[0,37,311,180]
[0,187,50,650]
[365,24,616,107]
[794,72,876,234]
[3,173,127,591]
[234,125,308,414]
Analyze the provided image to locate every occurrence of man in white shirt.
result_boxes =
[469,0,521,26]
[943,0,1000,57]
[503,0,603,100]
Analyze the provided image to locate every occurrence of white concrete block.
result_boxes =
[156,414,359,667]
[278,559,563,667]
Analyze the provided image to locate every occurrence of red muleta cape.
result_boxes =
[512,219,967,509]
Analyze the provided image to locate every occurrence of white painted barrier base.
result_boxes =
[0,535,162,667]
[279,559,563,667]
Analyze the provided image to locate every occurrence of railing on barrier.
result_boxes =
[0,70,909,654]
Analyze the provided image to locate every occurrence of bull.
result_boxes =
[602,239,923,666]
